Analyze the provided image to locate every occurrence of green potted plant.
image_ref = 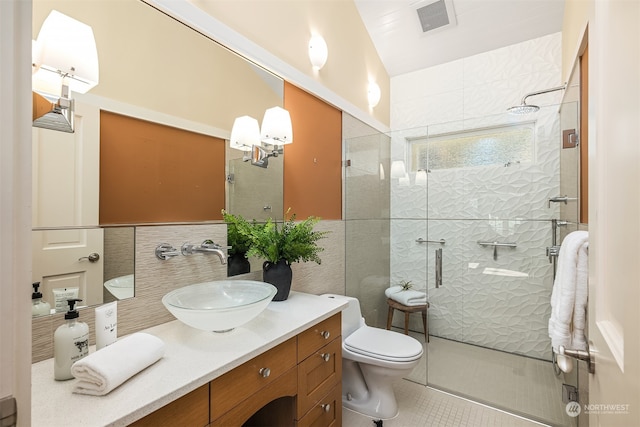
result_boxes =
[222,210,328,300]
[224,215,254,276]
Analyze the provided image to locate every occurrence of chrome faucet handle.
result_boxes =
[156,243,180,260]
[201,239,222,249]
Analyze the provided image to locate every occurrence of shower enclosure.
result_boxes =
[344,104,581,426]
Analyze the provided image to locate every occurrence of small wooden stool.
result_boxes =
[386,298,429,342]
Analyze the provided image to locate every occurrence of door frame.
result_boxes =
[0,0,33,425]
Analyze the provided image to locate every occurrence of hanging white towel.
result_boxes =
[548,230,589,372]
[385,286,428,306]
[71,332,165,396]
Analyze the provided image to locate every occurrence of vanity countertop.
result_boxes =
[31,292,347,427]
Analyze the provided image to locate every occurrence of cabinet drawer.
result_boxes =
[298,313,341,363]
[129,383,209,427]
[297,338,342,418]
[210,337,296,420]
[297,385,342,427]
[210,367,297,427]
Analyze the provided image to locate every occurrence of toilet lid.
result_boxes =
[344,326,423,362]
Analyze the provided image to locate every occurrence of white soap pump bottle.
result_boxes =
[54,298,89,381]
[31,282,51,317]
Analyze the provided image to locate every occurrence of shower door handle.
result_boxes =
[435,248,443,288]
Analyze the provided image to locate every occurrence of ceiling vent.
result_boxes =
[416,0,457,34]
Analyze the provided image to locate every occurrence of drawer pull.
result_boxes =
[258,367,271,378]
[320,353,331,362]
[320,330,331,339]
[321,403,331,413]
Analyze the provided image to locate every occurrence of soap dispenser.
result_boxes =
[31,282,51,317]
[54,298,89,380]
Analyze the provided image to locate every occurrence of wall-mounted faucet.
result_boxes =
[181,240,227,264]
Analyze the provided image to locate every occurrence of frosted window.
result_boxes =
[410,124,534,171]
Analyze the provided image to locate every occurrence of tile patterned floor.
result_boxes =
[343,379,546,427]
[376,330,575,426]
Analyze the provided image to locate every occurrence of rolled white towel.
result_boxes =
[71,332,165,396]
[385,285,427,306]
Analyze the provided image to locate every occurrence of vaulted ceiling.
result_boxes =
[354,0,566,77]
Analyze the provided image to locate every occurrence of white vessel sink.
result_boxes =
[104,274,134,300]
[162,280,277,332]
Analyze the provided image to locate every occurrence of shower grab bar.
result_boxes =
[416,238,446,245]
[435,248,443,288]
[477,241,517,261]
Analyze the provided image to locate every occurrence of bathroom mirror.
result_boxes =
[32,0,284,230]
[31,0,285,313]
[32,226,135,314]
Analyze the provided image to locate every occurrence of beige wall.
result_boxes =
[32,0,282,134]
[562,0,591,82]
[191,0,390,127]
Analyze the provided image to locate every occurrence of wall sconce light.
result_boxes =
[308,35,328,70]
[229,106,293,168]
[261,106,293,146]
[229,116,260,152]
[390,160,407,179]
[32,10,99,133]
[367,81,381,108]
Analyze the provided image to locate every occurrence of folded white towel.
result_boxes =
[71,332,165,396]
[548,230,589,373]
[385,286,427,306]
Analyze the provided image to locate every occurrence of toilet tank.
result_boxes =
[322,294,364,339]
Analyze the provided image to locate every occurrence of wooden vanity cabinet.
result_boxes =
[210,337,297,421]
[296,314,342,425]
[129,314,342,427]
[129,383,209,427]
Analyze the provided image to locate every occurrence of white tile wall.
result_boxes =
[389,33,562,359]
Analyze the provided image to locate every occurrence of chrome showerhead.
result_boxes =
[507,103,540,115]
[508,83,567,115]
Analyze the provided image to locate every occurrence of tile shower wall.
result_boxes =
[389,33,562,360]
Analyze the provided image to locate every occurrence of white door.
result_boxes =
[586,1,640,426]
[31,100,104,309]
[1,0,31,423]
[32,228,104,309]
[32,100,100,227]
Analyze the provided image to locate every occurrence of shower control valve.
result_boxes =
[546,245,561,263]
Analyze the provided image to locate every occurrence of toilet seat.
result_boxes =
[344,326,423,362]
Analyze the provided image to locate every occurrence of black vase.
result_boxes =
[227,253,251,277]
[263,259,292,301]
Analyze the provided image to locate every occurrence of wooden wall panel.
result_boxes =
[283,83,342,220]
[579,45,589,224]
[100,111,225,224]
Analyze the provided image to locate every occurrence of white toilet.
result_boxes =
[324,294,424,420]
